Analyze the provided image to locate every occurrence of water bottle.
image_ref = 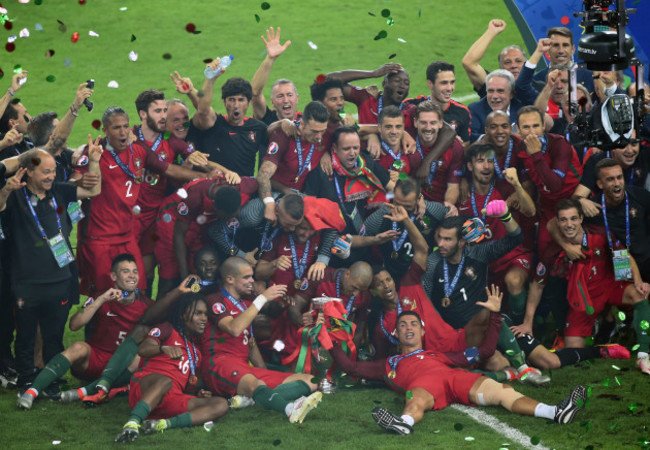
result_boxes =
[204,55,233,80]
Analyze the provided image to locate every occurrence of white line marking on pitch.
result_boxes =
[450,404,550,450]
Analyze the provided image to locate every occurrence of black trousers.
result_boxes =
[0,242,15,364]
[13,280,71,384]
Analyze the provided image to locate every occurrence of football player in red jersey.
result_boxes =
[115,293,228,443]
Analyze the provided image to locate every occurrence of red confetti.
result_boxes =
[45,49,55,58]
[0,68,4,79]
[561,15,570,25]
[182,82,189,91]
[315,74,326,84]
[31,158,41,166]
[202,58,212,63]
[79,0,86,4]
[91,119,101,129]
[71,32,80,43]
[5,43,16,52]
[185,23,196,33]
[56,205,64,214]
[4,21,13,31]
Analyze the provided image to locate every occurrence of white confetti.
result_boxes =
[307,41,318,50]
[203,421,214,432]
[386,192,395,200]
[120,6,127,11]
[107,80,119,88]
[128,51,138,62]
[177,188,188,199]
[0,6,7,13]
[196,214,207,225]
[19,28,30,38]
[35,23,43,31]
[52,441,61,446]
[18,0,31,3]
[132,205,141,215]
[397,38,407,43]
[88,30,99,37]
[465,436,475,441]
[19,77,27,86]
[273,340,285,352]
[162,213,172,223]
[7,35,18,43]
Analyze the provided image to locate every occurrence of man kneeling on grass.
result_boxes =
[115,293,228,443]
[371,309,588,434]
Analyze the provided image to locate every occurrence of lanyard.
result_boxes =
[260,221,280,252]
[294,125,316,180]
[443,252,466,299]
[391,215,415,253]
[336,270,356,316]
[581,230,588,249]
[377,96,403,121]
[22,188,62,240]
[493,138,513,179]
[601,192,630,249]
[539,135,548,155]
[379,138,401,163]
[181,333,199,376]
[380,300,402,345]
[222,219,238,251]
[107,143,136,180]
[388,349,425,371]
[416,136,438,184]
[288,234,311,279]
[137,126,163,154]
[221,288,253,337]
[470,182,494,222]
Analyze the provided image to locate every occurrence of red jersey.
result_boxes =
[347,86,413,129]
[376,142,422,176]
[518,133,583,220]
[491,136,529,200]
[87,294,153,354]
[414,136,464,202]
[139,322,202,390]
[263,130,326,191]
[260,232,321,297]
[308,267,370,317]
[201,289,252,362]
[76,140,169,243]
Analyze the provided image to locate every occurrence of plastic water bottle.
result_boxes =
[204,55,233,79]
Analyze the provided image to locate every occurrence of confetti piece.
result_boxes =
[640,320,649,330]
[35,0,43,4]
[368,11,376,16]
[120,7,127,11]
[88,30,99,37]
[310,377,319,384]
[612,364,621,371]
[107,80,119,88]
[406,390,413,399]
[531,436,540,445]
[128,51,138,61]
[8,35,17,43]
[308,41,318,50]
[46,75,56,82]
[617,311,626,321]
[163,131,171,139]
[603,378,610,387]
[91,119,101,129]
[4,21,12,31]
[52,441,61,445]
[585,305,594,315]
[45,49,55,58]
[374,30,388,40]
[162,53,172,59]
[19,28,29,38]
[14,64,23,73]
[64,57,71,67]
[386,17,394,26]
[398,172,408,180]
[254,14,260,23]
[381,8,391,17]
[586,386,592,397]
[203,421,213,432]
[397,38,407,43]
[454,423,463,431]
[273,440,281,447]
[5,42,15,52]
[130,34,136,42]
[388,53,396,59]
[202,58,212,64]
[628,403,638,412]
[182,121,191,127]
[132,205,141,215]
[576,398,584,408]
[19,0,31,3]
[71,32,79,43]
[196,214,207,224]
[185,23,196,33]
[632,344,640,351]
[57,20,67,33]
[465,436,475,441]
[177,188,188,199]
[0,68,3,80]
[614,376,621,385]
[35,23,43,31]
[261,2,271,10]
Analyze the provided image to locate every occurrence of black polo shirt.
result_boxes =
[4,181,77,285]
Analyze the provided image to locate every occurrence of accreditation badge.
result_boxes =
[612,249,632,281]
[47,233,75,268]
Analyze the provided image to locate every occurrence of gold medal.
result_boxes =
[248,336,256,347]
[441,297,451,308]
[134,176,143,184]
[294,279,302,290]
[190,283,201,293]
[391,251,399,259]
[388,370,396,379]
[188,375,198,386]
[229,247,236,256]
[294,176,299,183]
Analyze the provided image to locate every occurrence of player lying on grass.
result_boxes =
[372,309,588,434]
[115,293,228,443]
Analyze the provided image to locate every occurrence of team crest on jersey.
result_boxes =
[464,266,477,280]
[134,158,142,169]
[536,262,546,276]
[517,258,530,270]
[267,142,279,155]
[249,131,256,142]
[149,328,161,337]
[401,297,416,310]
[227,218,239,229]
[212,302,226,315]
[177,202,189,216]
[630,208,638,218]
[159,152,168,161]
[449,120,458,130]
[75,155,89,167]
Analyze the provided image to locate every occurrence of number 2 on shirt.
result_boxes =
[125,180,133,198]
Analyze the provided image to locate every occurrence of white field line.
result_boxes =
[450,404,550,450]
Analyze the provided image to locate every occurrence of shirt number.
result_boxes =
[125,180,133,198]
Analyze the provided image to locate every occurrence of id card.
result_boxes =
[67,201,85,225]
[612,249,632,281]
[47,233,75,268]
[349,205,363,234]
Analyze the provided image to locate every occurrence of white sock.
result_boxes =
[517,364,529,372]
[534,402,555,420]
[79,387,88,397]
[400,414,415,426]
[637,352,648,359]
[285,402,294,417]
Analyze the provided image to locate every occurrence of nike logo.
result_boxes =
[174,341,183,346]
[109,164,119,169]
[230,310,240,315]
[283,247,292,251]
[458,206,470,211]
[106,312,118,317]
[61,300,69,306]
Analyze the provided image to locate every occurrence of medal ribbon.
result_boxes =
[136,125,163,154]
[23,188,62,240]
[470,182,494,222]
[260,221,280,252]
[443,252,466,299]
[221,288,253,338]
[222,220,238,252]
[379,138,401,163]
[288,234,311,280]
[601,192,630,249]
[493,138,513,179]
[388,349,425,372]
[106,143,137,180]
[379,300,402,345]
[415,136,438,184]
[181,333,199,377]
[391,215,415,253]
[336,270,356,316]
[294,121,316,179]
[377,96,403,121]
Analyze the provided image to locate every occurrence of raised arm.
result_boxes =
[462,19,507,90]
[76,135,103,199]
[250,27,292,120]
[0,72,28,122]
[170,71,200,110]
[217,285,287,337]
[69,288,121,331]
[384,203,429,270]
[45,82,93,156]
[502,167,535,217]
[192,58,225,130]
[327,63,403,98]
